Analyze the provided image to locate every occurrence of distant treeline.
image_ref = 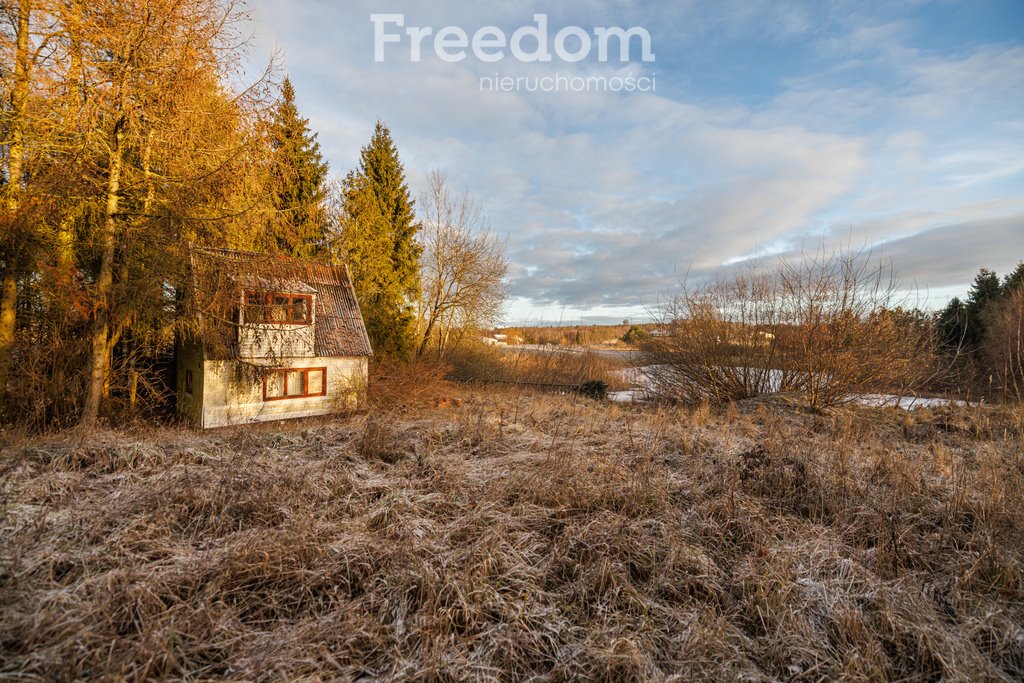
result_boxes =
[495,322,657,346]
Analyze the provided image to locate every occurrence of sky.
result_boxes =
[245,0,1024,324]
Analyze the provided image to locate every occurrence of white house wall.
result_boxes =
[237,324,316,359]
[200,356,367,428]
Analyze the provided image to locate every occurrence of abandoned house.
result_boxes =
[177,248,372,428]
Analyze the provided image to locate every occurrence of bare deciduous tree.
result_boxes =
[416,170,507,358]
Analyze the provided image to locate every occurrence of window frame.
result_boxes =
[243,291,314,326]
[184,369,194,395]
[262,366,328,401]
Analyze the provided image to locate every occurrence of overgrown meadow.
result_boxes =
[2,377,1022,681]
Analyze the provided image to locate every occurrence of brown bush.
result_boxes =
[643,249,938,409]
[369,357,452,410]
[443,340,508,382]
[985,287,1024,400]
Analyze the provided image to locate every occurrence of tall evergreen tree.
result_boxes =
[1002,261,1024,297]
[937,296,969,349]
[266,77,329,257]
[338,121,421,358]
[963,267,1002,349]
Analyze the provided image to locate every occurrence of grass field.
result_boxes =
[2,386,1023,681]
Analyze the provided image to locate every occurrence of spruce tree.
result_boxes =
[964,268,1002,349]
[339,121,421,358]
[1002,261,1024,296]
[267,77,329,257]
[937,296,969,349]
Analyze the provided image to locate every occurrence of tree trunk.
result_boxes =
[141,129,155,211]
[129,369,139,416]
[417,304,441,357]
[56,214,76,275]
[56,2,84,277]
[81,123,125,427]
[0,1,32,392]
[0,269,17,392]
[5,0,29,202]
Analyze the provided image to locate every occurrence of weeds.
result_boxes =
[1,390,1022,680]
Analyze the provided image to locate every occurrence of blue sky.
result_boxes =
[246,0,1024,324]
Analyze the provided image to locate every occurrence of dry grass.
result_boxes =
[446,342,627,393]
[1,388,1023,681]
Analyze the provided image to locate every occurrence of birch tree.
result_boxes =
[416,170,507,358]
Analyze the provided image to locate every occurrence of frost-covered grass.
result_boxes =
[615,365,967,410]
[2,387,1022,680]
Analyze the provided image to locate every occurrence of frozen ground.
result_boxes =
[611,366,966,409]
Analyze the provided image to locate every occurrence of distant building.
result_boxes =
[482,331,521,346]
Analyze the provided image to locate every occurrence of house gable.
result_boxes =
[238,288,317,359]
[178,248,373,428]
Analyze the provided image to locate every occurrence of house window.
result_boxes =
[184,370,194,395]
[244,292,312,325]
[263,367,327,401]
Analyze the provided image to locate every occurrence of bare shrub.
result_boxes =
[776,248,936,409]
[444,340,508,383]
[984,287,1024,400]
[369,357,452,410]
[643,248,937,409]
[641,265,789,403]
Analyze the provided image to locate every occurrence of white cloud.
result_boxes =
[247,0,1024,320]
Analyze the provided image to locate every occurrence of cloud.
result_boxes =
[247,0,1024,321]
[873,216,1024,296]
